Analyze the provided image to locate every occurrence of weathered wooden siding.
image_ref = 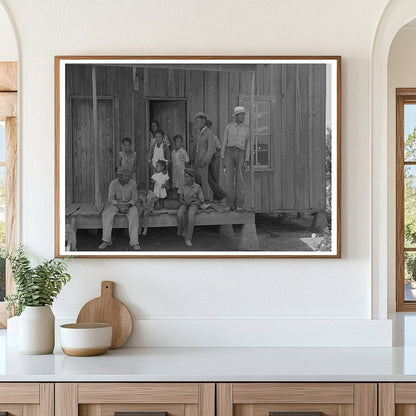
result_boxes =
[65,63,327,213]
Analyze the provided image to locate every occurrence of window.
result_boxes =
[396,90,416,311]
[243,99,271,169]
[0,62,17,326]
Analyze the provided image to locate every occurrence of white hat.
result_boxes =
[195,111,208,119]
[233,106,246,117]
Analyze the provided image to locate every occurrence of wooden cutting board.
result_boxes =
[76,281,133,349]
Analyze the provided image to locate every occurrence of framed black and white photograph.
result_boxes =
[55,56,341,258]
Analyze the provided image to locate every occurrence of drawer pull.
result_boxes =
[270,413,323,416]
[115,413,168,416]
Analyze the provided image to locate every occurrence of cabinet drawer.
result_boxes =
[217,383,376,416]
[56,383,215,416]
[0,383,53,415]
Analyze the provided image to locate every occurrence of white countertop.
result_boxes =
[2,313,416,382]
[2,345,416,382]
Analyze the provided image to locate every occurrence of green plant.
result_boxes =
[4,246,71,316]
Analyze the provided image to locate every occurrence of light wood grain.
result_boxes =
[0,62,17,92]
[0,383,39,403]
[216,384,232,416]
[338,404,354,416]
[0,404,24,415]
[252,403,339,416]
[0,92,16,121]
[185,403,199,416]
[77,281,133,349]
[78,383,199,404]
[55,383,78,416]
[39,383,54,416]
[233,383,353,404]
[395,383,416,403]
[96,403,185,416]
[354,383,377,416]
[62,346,109,357]
[396,404,416,416]
[379,383,395,416]
[199,384,215,416]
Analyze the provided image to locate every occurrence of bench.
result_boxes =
[66,203,260,251]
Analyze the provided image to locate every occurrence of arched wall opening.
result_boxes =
[371,1,416,319]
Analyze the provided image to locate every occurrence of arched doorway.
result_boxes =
[371,0,416,318]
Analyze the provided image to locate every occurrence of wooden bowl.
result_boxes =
[60,323,112,356]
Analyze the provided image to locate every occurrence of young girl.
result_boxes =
[148,130,170,172]
[171,134,189,193]
[151,160,169,209]
[118,137,137,179]
[137,182,157,236]
[177,168,204,247]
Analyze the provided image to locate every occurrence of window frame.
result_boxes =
[0,62,18,327]
[240,95,274,171]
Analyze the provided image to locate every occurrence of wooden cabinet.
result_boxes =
[379,383,416,416]
[55,383,215,416]
[0,383,53,415]
[217,383,377,416]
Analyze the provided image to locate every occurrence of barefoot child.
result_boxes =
[151,160,169,210]
[177,168,204,247]
[137,182,157,236]
[118,137,137,179]
[171,134,189,193]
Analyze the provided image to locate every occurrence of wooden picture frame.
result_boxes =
[55,56,341,258]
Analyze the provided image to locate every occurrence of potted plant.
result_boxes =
[5,246,71,354]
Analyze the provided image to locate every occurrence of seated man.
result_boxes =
[98,167,141,251]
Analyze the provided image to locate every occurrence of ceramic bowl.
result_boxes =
[60,323,112,356]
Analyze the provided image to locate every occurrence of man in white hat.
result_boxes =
[99,167,141,251]
[221,106,250,211]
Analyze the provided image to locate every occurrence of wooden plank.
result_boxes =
[79,404,101,416]
[134,69,147,186]
[354,383,377,416]
[253,404,339,416]
[229,72,240,121]
[78,383,199,404]
[309,64,326,210]
[261,172,270,212]
[199,384,215,416]
[232,383,354,404]
[255,64,264,95]
[0,92,17,120]
[178,70,185,97]
[271,65,282,210]
[295,64,310,210]
[65,66,74,205]
[76,202,95,216]
[395,383,416,403]
[39,383,54,416]
[263,64,271,95]
[0,62,17,91]
[75,210,255,229]
[337,404,354,416]
[55,383,78,416]
[66,203,82,216]
[396,404,416,416]
[281,65,296,209]
[379,383,395,416]
[0,383,39,404]
[185,404,198,416]
[99,403,185,416]
[216,384,233,416]
[204,71,219,137]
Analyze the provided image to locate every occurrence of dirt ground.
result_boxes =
[75,213,330,252]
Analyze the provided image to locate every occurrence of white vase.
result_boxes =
[19,306,55,354]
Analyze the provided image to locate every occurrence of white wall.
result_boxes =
[0,0,394,347]
[387,26,416,312]
[0,3,16,61]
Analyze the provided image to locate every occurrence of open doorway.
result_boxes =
[147,98,188,149]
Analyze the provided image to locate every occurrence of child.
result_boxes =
[171,134,189,193]
[177,168,204,247]
[151,160,169,209]
[118,137,137,179]
[148,130,170,171]
[149,120,170,148]
[137,182,157,236]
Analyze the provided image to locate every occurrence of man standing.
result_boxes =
[98,167,141,250]
[221,106,250,211]
[194,112,216,202]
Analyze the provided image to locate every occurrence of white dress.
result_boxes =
[152,144,167,168]
[151,172,169,198]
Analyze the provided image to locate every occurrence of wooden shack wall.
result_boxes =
[65,64,327,213]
